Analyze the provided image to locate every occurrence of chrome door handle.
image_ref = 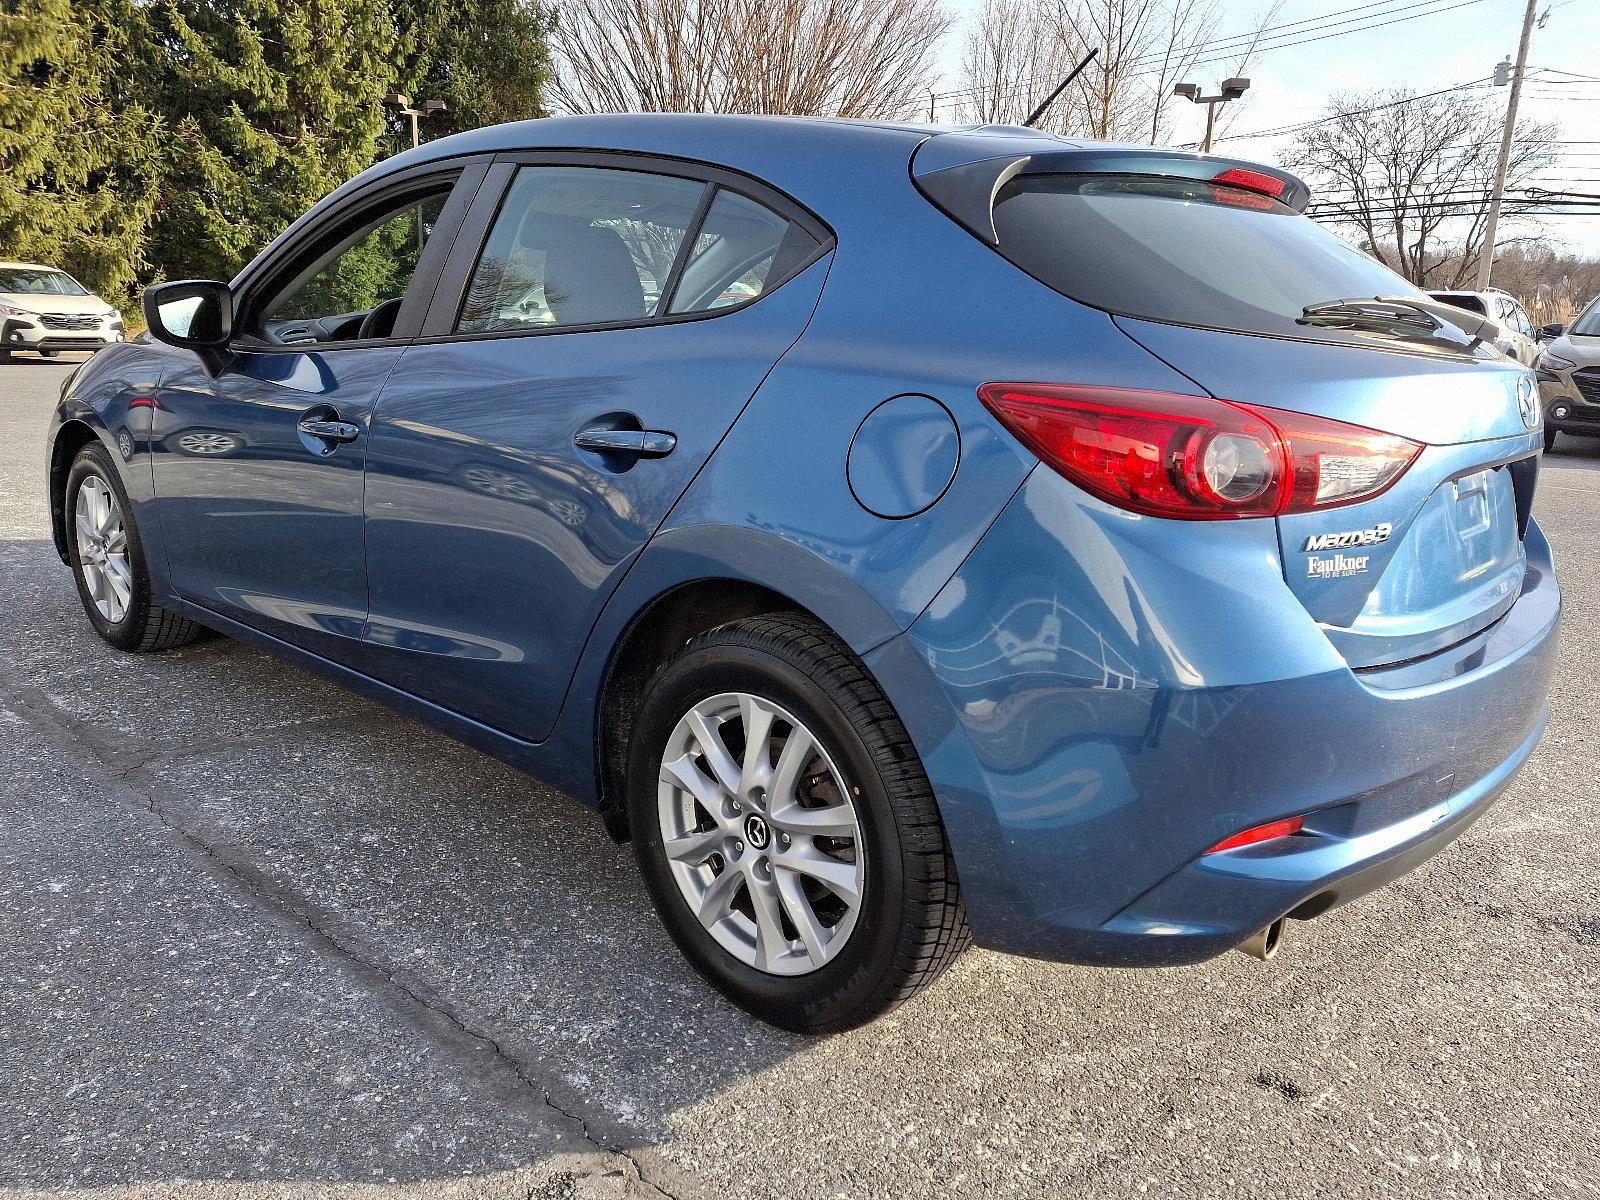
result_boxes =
[297,417,361,444]
[572,429,677,457]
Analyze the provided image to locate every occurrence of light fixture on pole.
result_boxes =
[1173,77,1251,153]
[383,93,448,149]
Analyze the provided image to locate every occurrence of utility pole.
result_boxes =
[1475,0,1538,291]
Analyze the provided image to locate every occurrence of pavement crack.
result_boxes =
[0,664,685,1200]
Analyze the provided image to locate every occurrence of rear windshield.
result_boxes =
[1430,293,1487,316]
[989,175,1473,353]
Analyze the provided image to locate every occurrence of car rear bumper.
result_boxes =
[883,468,1561,967]
[1083,707,1545,965]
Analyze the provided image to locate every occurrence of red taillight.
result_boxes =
[1206,815,1304,854]
[1212,167,1288,200]
[977,384,1422,521]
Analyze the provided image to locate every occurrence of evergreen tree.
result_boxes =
[0,0,162,310]
[137,0,406,283]
[397,0,554,142]
[0,0,555,305]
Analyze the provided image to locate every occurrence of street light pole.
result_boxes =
[1475,0,1539,292]
[383,93,448,150]
[1172,78,1251,153]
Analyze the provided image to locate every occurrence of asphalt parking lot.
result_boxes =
[1,355,1597,1200]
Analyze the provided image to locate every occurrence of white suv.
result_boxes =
[1427,288,1541,367]
[0,262,125,360]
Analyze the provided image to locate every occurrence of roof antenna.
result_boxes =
[1024,48,1099,129]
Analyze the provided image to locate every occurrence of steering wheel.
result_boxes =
[357,297,404,341]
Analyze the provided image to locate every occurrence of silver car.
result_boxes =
[1537,296,1600,452]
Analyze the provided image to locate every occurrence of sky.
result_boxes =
[928,0,1600,257]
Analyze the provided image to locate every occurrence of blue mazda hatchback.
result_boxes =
[47,116,1560,1031]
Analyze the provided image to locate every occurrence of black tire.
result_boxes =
[628,613,968,1033]
[1544,427,1558,453]
[65,443,206,653]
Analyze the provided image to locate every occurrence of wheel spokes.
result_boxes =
[769,725,815,809]
[776,846,861,906]
[693,861,743,929]
[687,708,741,797]
[746,874,790,971]
[657,691,865,978]
[661,753,726,816]
[663,826,723,864]
[774,868,828,966]
[769,799,857,838]
[737,694,777,797]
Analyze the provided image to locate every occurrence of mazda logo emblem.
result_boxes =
[1517,376,1540,430]
[743,813,771,850]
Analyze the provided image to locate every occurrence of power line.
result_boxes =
[931,0,1489,114]
[1205,78,1494,143]
[1184,0,1489,72]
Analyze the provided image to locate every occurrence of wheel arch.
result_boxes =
[579,525,911,840]
[48,419,106,563]
[593,578,811,839]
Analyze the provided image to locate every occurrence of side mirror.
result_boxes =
[142,280,233,349]
[1540,322,1565,340]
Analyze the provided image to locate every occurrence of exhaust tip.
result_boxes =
[1236,918,1287,962]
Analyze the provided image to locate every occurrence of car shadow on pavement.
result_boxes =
[0,535,868,1196]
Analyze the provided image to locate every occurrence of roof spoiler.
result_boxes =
[911,130,1312,246]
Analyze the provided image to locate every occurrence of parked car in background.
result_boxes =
[1428,288,1541,366]
[1536,296,1600,450]
[0,263,125,360]
[45,116,1560,1032]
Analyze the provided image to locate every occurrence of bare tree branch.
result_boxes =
[1282,87,1559,287]
[955,0,1276,144]
[549,0,951,119]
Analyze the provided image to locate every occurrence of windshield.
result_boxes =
[1572,298,1600,337]
[0,267,90,296]
[989,175,1475,354]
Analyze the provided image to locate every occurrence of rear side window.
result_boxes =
[455,166,824,335]
[669,190,819,315]
[457,166,706,333]
[989,175,1436,346]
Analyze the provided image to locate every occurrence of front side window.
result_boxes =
[457,167,707,334]
[252,190,450,344]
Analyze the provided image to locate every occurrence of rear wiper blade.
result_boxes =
[1298,297,1442,337]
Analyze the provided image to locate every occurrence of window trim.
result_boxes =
[227,157,493,354]
[416,149,835,344]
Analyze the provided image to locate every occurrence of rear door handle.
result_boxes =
[572,429,677,457]
[298,417,362,444]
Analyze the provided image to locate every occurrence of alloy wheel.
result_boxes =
[74,475,131,624]
[657,692,865,976]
